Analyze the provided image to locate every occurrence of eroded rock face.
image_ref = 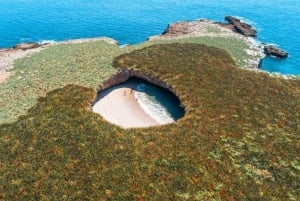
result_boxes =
[161,16,258,38]
[13,42,41,50]
[224,16,257,37]
[161,22,190,36]
[99,69,173,92]
[160,16,289,61]
[264,45,288,58]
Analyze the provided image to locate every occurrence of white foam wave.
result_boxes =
[38,40,56,45]
[119,44,130,48]
[135,84,174,124]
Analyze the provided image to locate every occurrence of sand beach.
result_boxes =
[92,82,160,128]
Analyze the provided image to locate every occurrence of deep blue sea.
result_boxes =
[1,0,300,75]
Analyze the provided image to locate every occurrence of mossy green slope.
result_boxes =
[0,41,120,124]
[1,43,299,200]
[0,35,258,125]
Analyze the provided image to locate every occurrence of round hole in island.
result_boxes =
[92,77,185,129]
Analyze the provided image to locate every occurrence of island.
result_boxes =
[0,17,299,200]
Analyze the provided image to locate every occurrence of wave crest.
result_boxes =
[135,83,174,124]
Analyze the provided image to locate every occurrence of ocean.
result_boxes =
[1,0,299,75]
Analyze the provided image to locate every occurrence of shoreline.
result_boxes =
[148,19,265,69]
[92,81,161,129]
[0,37,118,84]
[1,17,298,85]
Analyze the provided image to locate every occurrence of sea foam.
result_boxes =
[38,40,56,45]
[135,83,175,124]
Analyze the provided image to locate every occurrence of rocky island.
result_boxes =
[0,16,300,201]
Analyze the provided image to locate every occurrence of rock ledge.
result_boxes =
[264,45,288,58]
[224,16,257,37]
[13,43,41,50]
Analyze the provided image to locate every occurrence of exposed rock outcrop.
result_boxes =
[160,16,257,38]
[13,42,41,50]
[224,16,257,37]
[159,16,289,62]
[99,69,173,93]
[161,22,190,36]
[264,45,288,58]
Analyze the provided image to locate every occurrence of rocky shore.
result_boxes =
[223,16,257,37]
[159,16,288,60]
[0,16,290,84]
[149,17,265,69]
[159,16,259,38]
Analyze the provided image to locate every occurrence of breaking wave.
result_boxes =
[135,83,175,124]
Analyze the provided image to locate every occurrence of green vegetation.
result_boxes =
[1,43,300,200]
[0,35,256,124]
[0,41,120,124]
[145,36,257,69]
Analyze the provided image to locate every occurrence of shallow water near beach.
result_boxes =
[1,0,300,75]
[134,79,185,124]
[93,77,185,127]
[122,78,184,125]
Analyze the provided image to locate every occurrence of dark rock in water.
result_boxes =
[264,45,288,58]
[225,16,257,37]
[13,42,41,50]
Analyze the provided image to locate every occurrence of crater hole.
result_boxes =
[92,77,184,128]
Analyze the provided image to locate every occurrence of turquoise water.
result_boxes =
[1,0,300,75]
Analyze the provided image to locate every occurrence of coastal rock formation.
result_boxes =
[160,16,257,38]
[224,16,257,37]
[264,45,288,58]
[154,19,264,69]
[99,69,173,93]
[161,22,190,36]
[13,42,41,50]
[159,20,234,37]
[159,16,289,62]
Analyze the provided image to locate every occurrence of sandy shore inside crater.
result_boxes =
[92,82,160,129]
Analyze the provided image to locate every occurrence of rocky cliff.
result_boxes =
[99,69,173,93]
[160,16,288,60]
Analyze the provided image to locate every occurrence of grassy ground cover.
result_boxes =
[1,43,300,200]
[0,34,257,124]
[145,36,260,68]
[0,41,120,124]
